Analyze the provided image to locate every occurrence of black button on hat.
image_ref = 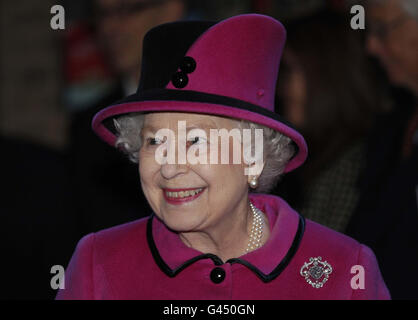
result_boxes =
[180,56,196,73]
[171,71,189,88]
[210,267,226,284]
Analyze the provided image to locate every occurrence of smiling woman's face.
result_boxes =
[139,112,250,233]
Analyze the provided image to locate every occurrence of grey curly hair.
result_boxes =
[113,113,296,193]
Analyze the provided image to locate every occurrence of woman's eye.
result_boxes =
[187,136,206,146]
[147,137,163,145]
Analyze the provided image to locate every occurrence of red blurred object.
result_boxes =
[63,22,112,84]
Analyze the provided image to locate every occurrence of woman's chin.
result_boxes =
[159,211,204,233]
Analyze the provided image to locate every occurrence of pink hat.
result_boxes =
[92,14,308,173]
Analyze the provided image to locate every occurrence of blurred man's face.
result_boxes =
[366,0,418,93]
[95,0,184,79]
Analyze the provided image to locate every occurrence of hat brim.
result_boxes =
[92,94,308,173]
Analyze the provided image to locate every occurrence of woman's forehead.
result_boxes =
[143,112,239,129]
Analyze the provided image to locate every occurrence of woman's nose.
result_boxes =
[160,163,189,180]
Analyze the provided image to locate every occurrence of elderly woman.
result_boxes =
[57,14,390,299]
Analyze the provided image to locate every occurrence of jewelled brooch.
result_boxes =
[300,257,333,288]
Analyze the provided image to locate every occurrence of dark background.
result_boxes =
[1,0,417,299]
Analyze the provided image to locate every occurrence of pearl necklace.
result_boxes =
[246,202,264,253]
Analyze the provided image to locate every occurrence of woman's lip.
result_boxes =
[163,187,205,192]
[162,187,206,205]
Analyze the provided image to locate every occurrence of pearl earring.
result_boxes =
[249,176,258,188]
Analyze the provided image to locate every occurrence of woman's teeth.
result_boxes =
[166,188,203,198]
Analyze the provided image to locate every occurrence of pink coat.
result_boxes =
[56,193,390,299]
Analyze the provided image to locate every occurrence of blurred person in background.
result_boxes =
[345,0,418,299]
[275,8,390,233]
[94,0,186,93]
[68,0,186,234]
[1,1,79,299]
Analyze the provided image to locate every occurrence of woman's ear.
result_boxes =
[245,160,265,182]
[247,159,265,189]
[241,125,265,177]
[244,157,265,177]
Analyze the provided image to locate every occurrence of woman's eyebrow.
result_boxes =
[140,126,156,139]
[142,121,219,132]
[186,119,219,130]
[141,125,157,133]
[186,124,213,131]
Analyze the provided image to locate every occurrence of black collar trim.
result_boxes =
[146,213,305,282]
